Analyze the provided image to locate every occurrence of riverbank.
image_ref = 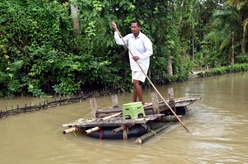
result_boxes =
[1,63,248,117]
[190,63,248,79]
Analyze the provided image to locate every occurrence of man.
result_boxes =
[111,20,153,105]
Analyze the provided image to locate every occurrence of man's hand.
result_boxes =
[111,21,117,31]
[133,56,139,61]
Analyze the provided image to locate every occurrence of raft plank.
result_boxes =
[95,97,201,118]
[62,118,84,128]
[63,114,164,128]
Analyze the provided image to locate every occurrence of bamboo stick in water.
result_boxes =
[134,123,172,144]
[63,127,77,134]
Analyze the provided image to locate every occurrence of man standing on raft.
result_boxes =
[111,20,153,105]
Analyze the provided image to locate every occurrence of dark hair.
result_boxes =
[131,20,141,27]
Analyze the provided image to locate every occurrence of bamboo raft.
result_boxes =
[62,88,201,144]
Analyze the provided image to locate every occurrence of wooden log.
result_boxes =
[123,127,129,140]
[90,98,98,118]
[111,94,119,108]
[168,88,174,101]
[63,127,77,134]
[151,92,159,113]
[168,88,176,113]
[134,123,172,144]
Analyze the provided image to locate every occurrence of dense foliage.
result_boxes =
[197,63,248,77]
[0,0,248,97]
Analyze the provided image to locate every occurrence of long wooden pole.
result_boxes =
[115,29,190,133]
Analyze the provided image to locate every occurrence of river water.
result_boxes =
[0,72,248,164]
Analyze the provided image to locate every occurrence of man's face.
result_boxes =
[131,22,140,36]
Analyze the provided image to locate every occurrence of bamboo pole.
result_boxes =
[84,126,101,135]
[134,123,172,144]
[63,127,77,134]
[99,112,122,121]
[157,115,183,122]
[84,112,122,135]
[112,125,125,134]
[114,26,190,133]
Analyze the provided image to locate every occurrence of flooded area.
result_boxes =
[0,72,248,164]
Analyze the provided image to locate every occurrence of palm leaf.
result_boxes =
[243,18,248,33]
[219,33,231,52]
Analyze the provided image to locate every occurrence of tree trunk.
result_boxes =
[231,31,234,67]
[167,55,173,76]
[70,4,80,37]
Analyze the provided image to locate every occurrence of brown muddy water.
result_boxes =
[0,72,248,164]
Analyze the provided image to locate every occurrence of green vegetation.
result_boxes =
[0,0,248,97]
[198,63,248,77]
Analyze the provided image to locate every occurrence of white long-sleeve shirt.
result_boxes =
[114,31,153,71]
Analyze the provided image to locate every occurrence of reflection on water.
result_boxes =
[0,72,248,164]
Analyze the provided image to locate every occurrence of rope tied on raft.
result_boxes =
[147,127,156,136]
[169,115,173,123]
[73,129,77,137]
[142,124,157,136]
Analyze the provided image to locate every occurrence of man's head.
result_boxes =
[131,20,141,37]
